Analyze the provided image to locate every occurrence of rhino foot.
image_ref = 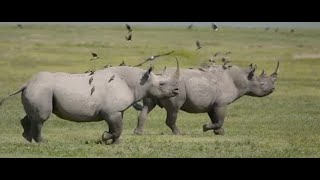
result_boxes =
[214,128,225,135]
[202,124,210,132]
[22,133,32,143]
[111,138,121,145]
[133,128,144,135]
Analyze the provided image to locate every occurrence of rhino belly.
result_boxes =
[181,77,216,113]
[52,92,102,122]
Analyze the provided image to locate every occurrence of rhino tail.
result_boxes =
[0,83,27,106]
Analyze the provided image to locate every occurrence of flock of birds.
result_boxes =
[14,23,295,96]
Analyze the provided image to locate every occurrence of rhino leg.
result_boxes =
[31,121,45,143]
[102,112,123,144]
[20,116,32,142]
[203,106,227,135]
[134,98,156,135]
[165,110,181,135]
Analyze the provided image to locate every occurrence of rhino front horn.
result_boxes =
[174,57,180,80]
[271,60,280,80]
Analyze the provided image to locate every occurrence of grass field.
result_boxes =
[0,24,319,158]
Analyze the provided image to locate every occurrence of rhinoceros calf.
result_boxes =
[0,60,180,144]
[133,61,279,135]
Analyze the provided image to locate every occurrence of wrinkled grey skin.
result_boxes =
[0,61,180,144]
[134,61,279,135]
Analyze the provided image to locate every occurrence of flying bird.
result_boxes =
[290,29,295,33]
[108,75,115,83]
[225,51,232,55]
[125,33,132,41]
[265,27,270,31]
[134,50,175,67]
[90,52,99,61]
[90,86,95,96]
[125,24,132,33]
[196,40,202,50]
[212,23,218,31]
[213,52,221,57]
[17,24,23,29]
[89,76,93,85]
[187,24,193,30]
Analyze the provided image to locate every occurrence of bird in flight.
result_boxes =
[214,52,221,57]
[90,52,99,61]
[125,33,132,41]
[212,23,218,31]
[187,24,193,30]
[125,24,132,33]
[196,40,202,50]
[17,24,23,29]
[134,50,175,67]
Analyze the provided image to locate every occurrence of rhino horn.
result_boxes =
[173,57,180,80]
[162,66,167,76]
[270,60,280,80]
[260,69,266,77]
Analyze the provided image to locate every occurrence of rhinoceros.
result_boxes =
[133,61,279,135]
[0,60,180,144]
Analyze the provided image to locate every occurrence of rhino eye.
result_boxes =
[160,82,165,86]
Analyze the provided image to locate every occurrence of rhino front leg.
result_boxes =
[203,106,227,135]
[134,98,156,135]
[102,112,123,144]
[165,110,181,135]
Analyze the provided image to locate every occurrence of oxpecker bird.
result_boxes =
[89,76,93,85]
[196,40,202,50]
[134,50,175,67]
[108,75,115,83]
[212,23,218,31]
[125,24,132,33]
[90,86,95,96]
[90,52,99,61]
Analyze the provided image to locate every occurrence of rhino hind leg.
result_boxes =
[203,106,227,135]
[20,116,32,142]
[102,112,123,144]
[31,121,45,143]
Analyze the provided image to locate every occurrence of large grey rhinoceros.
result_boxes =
[133,61,279,135]
[0,60,180,144]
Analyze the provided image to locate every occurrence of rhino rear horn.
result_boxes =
[260,69,267,77]
[162,66,167,76]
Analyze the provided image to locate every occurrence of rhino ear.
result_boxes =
[142,66,154,81]
[248,65,256,80]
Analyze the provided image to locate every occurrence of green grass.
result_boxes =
[0,24,320,158]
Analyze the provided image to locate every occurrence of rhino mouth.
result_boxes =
[173,88,179,95]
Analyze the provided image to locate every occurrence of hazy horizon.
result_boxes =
[1,22,320,28]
